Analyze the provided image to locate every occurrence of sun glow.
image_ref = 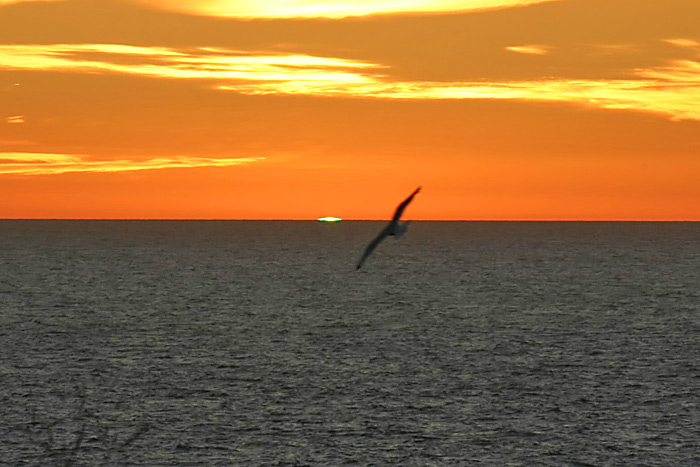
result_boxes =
[134,0,561,18]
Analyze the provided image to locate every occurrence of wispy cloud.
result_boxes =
[220,65,700,121]
[587,43,638,56]
[639,59,700,83]
[0,152,264,175]
[663,38,700,48]
[134,0,561,19]
[0,43,380,84]
[0,0,61,4]
[6,115,24,124]
[505,45,551,55]
[2,43,699,121]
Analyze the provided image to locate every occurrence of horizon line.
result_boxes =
[1,218,698,223]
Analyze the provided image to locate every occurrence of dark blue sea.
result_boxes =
[1,220,699,465]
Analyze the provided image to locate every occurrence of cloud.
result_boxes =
[0,43,381,84]
[220,65,700,121]
[6,115,24,124]
[664,38,700,48]
[134,0,561,19]
[0,152,264,175]
[639,59,700,83]
[1,43,699,121]
[505,45,551,55]
[0,0,61,4]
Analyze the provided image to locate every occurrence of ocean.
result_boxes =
[1,220,698,465]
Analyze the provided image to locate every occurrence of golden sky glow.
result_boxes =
[135,0,561,18]
[1,0,699,220]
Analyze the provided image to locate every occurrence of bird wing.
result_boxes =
[391,186,421,222]
[356,224,391,269]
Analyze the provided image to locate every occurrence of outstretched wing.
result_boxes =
[356,187,421,270]
[391,187,421,222]
[356,224,391,269]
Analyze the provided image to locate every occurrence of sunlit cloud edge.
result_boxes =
[663,38,700,49]
[220,76,700,122]
[0,44,382,83]
[0,152,264,175]
[0,0,61,4]
[1,43,699,121]
[505,45,551,55]
[133,0,562,19]
[6,115,25,124]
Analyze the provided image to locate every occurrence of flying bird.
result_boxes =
[356,187,421,269]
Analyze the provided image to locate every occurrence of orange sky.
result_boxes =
[1,0,699,220]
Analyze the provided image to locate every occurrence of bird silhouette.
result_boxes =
[356,187,421,269]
